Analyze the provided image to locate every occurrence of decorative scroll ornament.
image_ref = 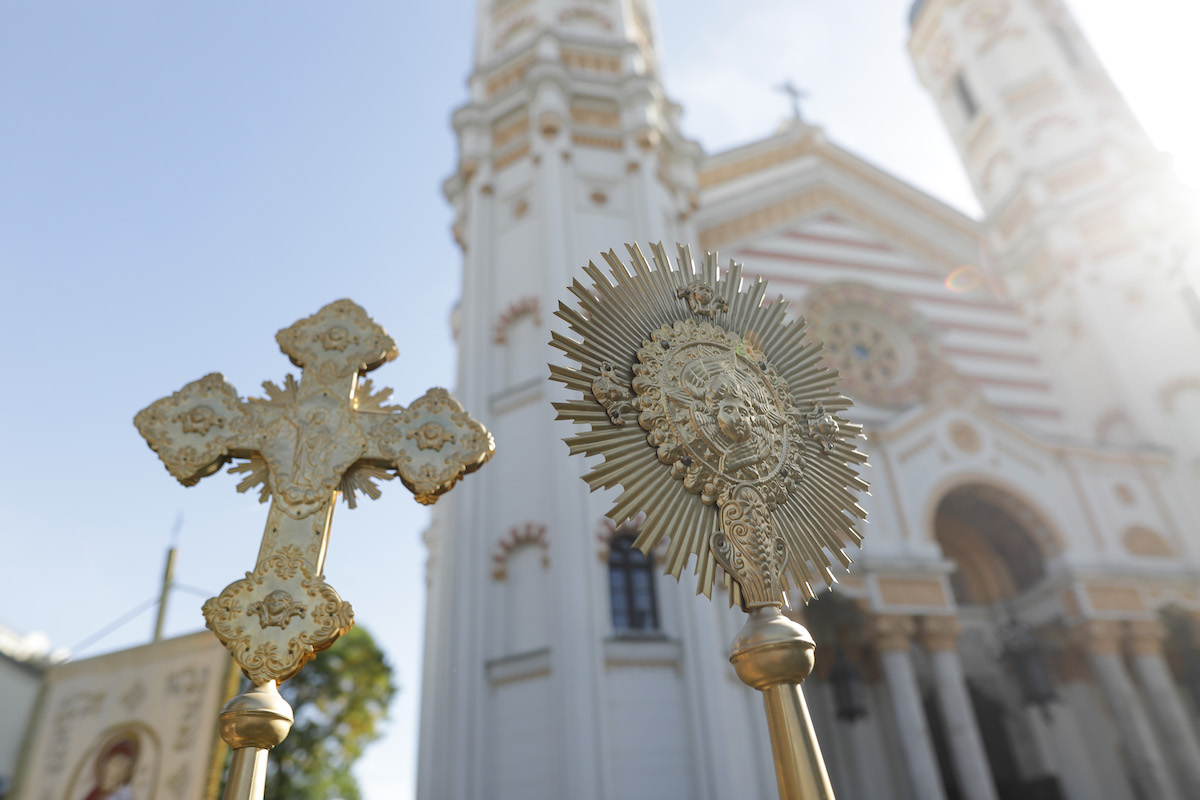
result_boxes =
[551,244,868,607]
[202,545,353,685]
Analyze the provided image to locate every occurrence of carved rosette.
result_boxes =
[134,373,251,486]
[202,545,354,685]
[376,387,495,504]
[551,244,868,607]
[276,298,399,381]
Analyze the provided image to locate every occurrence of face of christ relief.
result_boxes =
[708,375,753,444]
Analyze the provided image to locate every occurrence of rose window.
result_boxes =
[804,283,939,409]
[823,319,900,388]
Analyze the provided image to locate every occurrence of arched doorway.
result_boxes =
[935,484,1056,607]
[931,483,1063,800]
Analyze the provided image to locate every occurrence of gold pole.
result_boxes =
[730,606,835,800]
[218,681,294,800]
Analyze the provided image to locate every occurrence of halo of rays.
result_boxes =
[550,243,869,605]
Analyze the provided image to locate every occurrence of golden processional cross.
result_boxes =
[552,244,868,800]
[134,299,493,800]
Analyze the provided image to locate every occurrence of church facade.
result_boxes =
[418,1,1200,799]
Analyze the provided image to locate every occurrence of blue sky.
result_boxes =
[2,1,1195,797]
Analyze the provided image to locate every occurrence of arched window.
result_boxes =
[608,534,659,633]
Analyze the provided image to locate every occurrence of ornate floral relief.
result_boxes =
[408,421,456,451]
[134,373,251,487]
[315,325,358,352]
[275,298,398,381]
[247,589,307,629]
[676,280,729,318]
[377,387,495,505]
[177,405,222,435]
[202,544,354,685]
[591,361,634,425]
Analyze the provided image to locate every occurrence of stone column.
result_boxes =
[873,614,948,800]
[1126,620,1200,796]
[1077,620,1181,800]
[920,616,999,800]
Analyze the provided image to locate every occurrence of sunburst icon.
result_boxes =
[550,243,869,608]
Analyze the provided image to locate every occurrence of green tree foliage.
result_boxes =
[261,625,397,800]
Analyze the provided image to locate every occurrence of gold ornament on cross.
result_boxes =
[135,299,493,800]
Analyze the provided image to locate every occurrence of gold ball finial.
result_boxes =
[219,681,295,751]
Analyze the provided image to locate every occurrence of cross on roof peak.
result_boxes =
[776,80,808,122]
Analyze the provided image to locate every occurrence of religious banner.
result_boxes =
[13,632,236,800]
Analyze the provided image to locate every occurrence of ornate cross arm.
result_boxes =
[356,388,494,505]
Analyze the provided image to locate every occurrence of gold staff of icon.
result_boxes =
[551,244,868,800]
[135,299,494,800]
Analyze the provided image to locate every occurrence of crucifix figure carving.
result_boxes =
[135,299,493,798]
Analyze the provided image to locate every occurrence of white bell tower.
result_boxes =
[907,0,1200,449]
[417,3,774,799]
